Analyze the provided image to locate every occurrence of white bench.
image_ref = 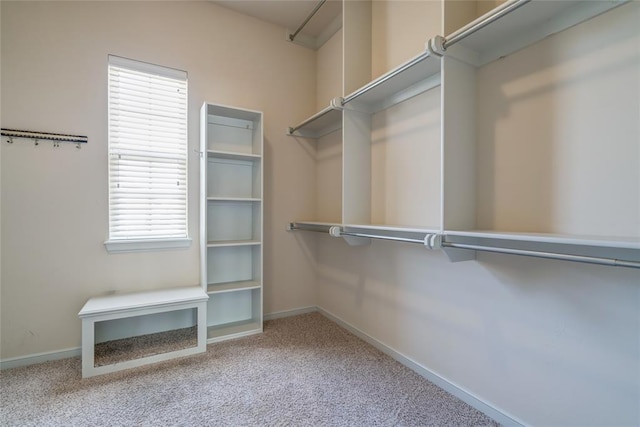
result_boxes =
[78,286,208,378]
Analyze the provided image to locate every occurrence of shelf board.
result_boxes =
[206,319,262,343]
[443,230,640,267]
[445,0,629,66]
[206,105,262,123]
[445,230,640,250]
[287,105,343,139]
[207,197,261,202]
[207,239,261,248]
[207,281,261,294]
[207,150,261,161]
[342,50,441,113]
[345,223,440,235]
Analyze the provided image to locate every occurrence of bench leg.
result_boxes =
[81,318,96,378]
[197,301,207,352]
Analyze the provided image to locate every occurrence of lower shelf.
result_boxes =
[288,220,640,268]
[207,319,262,343]
[207,281,261,294]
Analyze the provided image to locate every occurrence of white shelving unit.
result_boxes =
[440,0,637,264]
[200,103,263,342]
[287,0,640,269]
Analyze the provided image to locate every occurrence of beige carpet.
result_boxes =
[0,313,498,426]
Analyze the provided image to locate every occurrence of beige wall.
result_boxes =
[371,0,441,78]
[317,2,640,426]
[0,1,317,359]
[2,1,640,426]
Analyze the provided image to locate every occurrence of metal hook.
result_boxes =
[7,136,13,144]
[76,142,82,149]
[34,138,39,146]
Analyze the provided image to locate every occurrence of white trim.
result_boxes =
[0,347,81,370]
[316,306,527,427]
[104,237,192,253]
[108,54,187,80]
[264,306,318,321]
[1,303,524,426]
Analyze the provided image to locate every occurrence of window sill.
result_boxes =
[104,238,192,254]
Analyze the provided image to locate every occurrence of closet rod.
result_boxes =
[441,242,640,269]
[336,228,640,269]
[288,0,327,42]
[288,103,341,135]
[2,128,88,144]
[443,0,532,50]
[342,50,432,105]
[339,231,425,245]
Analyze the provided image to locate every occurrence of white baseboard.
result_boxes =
[264,306,317,320]
[1,305,525,426]
[316,306,527,427]
[0,347,81,370]
[2,308,318,371]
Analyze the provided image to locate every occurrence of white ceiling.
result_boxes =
[212,0,342,39]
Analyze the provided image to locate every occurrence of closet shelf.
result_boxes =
[443,0,629,67]
[444,230,640,250]
[207,319,262,342]
[287,102,343,138]
[287,222,640,269]
[207,239,261,248]
[207,197,261,202]
[207,150,261,161]
[207,281,261,294]
[286,47,442,137]
[342,50,441,113]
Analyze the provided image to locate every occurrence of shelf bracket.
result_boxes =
[423,232,477,261]
[330,97,345,109]
[329,226,371,246]
[426,36,446,57]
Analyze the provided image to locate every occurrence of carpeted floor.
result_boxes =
[0,313,499,426]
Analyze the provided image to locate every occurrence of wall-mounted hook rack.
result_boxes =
[2,128,88,148]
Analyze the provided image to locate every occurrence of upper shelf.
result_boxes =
[287,104,342,138]
[342,50,441,113]
[286,50,441,137]
[444,0,630,67]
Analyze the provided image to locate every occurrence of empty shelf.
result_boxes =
[207,240,261,248]
[444,0,629,66]
[207,281,261,294]
[207,150,262,161]
[287,104,343,138]
[342,50,441,113]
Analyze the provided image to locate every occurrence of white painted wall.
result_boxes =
[316,28,343,110]
[476,5,640,237]
[2,1,639,426]
[371,0,441,78]
[371,88,441,229]
[317,3,640,426]
[0,1,317,359]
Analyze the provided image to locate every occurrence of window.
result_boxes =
[105,55,190,253]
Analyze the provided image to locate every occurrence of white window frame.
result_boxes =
[104,55,191,253]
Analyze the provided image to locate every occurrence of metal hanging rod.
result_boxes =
[288,223,640,269]
[287,98,343,135]
[2,128,87,148]
[442,0,532,50]
[441,242,640,269]
[342,50,432,106]
[288,0,327,42]
[338,231,425,245]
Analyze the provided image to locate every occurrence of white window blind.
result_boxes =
[108,55,188,243]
